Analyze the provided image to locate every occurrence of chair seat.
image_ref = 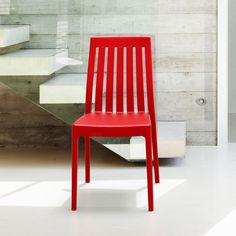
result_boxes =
[73,112,151,137]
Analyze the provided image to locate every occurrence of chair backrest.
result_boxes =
[85,36,156,122]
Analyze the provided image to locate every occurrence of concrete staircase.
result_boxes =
[0,24,186,160]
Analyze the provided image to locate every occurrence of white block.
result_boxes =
[40,74,86,104]
[104,121,186,160]
[0,49,71,75]
[0,25,30,47]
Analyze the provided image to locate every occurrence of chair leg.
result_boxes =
[145,132,154,212]
[71,131,79,211]
[152,124,160,183]
[85,136,90,183]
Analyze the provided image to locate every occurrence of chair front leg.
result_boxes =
[85,136,90,183]
[151,125,160,183]
[145,131,154,212]
[71,130,79,211]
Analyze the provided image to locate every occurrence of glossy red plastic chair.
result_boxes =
[71,36,160,211]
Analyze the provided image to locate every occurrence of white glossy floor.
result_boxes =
[0,144,236,236]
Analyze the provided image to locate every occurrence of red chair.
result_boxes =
[71,36,160,212]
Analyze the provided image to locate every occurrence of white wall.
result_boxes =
[229,0,236,113]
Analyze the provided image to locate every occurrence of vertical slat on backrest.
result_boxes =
[116,47,124,112]
[95,47,105,112]
[136,47,145,112]
[145,41,156,120]
[126,47,134,112]
[85,43,96,113]
[106,47,115,112]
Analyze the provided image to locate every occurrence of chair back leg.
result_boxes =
[145,131,154,211]
[71,132,79,211]
[151,128,160,183]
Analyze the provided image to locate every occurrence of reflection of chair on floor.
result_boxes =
[71,36,160,211]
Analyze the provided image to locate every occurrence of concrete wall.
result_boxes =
[0,0,217,145]
[229,0,236,113]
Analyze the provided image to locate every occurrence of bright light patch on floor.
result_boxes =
[0,181,70,207]
[0,179,185,208]
[0,181,34,197]
[204,209,236,236]
[136,179,186,207]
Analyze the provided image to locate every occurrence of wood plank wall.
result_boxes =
[0,84,70,147]
[0,0,217,145]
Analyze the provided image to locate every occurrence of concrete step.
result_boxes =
[0,25,30,48]
[104,121,186,160]
[0,49,82,76]
[40,74,86,104]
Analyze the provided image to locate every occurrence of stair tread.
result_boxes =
[0,48,66,57]
[0,25,28,29]
[105,121,186,160]
[41,73,86,86]
[0,25,30,48]
[132,121,186,141]
[0,49,80,76]
[40,74,86,104]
